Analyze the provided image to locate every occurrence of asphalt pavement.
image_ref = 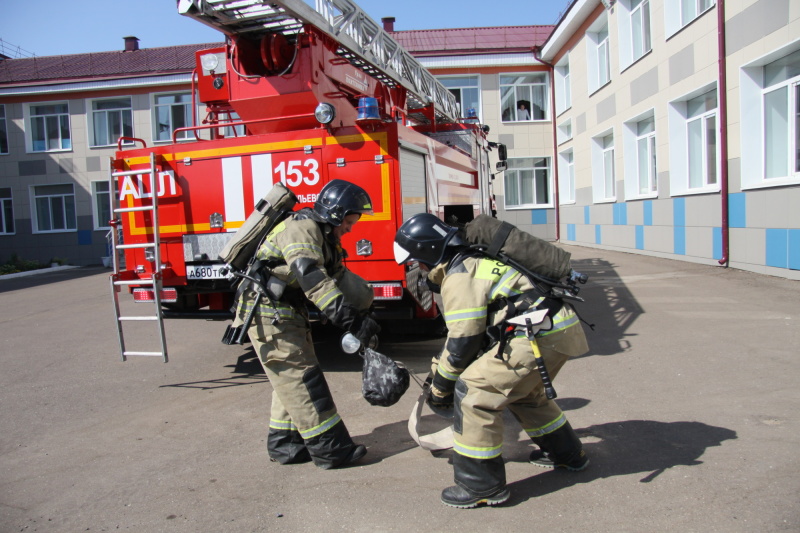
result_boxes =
[0,245,798,532]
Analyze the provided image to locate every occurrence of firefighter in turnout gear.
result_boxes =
[242,179,380,469]
[393,213,590,508]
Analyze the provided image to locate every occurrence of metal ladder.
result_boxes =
[108,153,169,362]
[177,0,460,123]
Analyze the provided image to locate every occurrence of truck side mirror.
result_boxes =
[496,161,508,172]
[497,143,507,161]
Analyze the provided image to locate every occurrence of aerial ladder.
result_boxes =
[178,0,461,125]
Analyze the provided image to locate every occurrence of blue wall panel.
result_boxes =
[713,227,723,260]
[765,229,788,268]
[643,200,653,226]
[531,210,548,225]
[729,192,746,228]
[789,229,800,270]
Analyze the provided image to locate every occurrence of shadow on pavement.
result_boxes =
[569,257,644,360]
[504,419,737,506]
[0,266,108,293]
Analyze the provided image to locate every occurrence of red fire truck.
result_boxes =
[109,0,502,360]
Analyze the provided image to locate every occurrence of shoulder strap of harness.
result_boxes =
[486,221,515,258]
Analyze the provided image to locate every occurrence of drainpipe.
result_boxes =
[534,46,561,241]
[717,0,729,266]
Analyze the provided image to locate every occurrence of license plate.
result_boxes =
[186,265,226,280]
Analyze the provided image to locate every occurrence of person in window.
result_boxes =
[517,103,531,121]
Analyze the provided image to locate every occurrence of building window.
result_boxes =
[632,0,651,61]
[557,119,572,145]
[666,0,715,37]
[667,86,720,195]
[619,0,652,69]
[90,97,133,147]
[681,0,715,26]
[623,111,658,199]
[1,187,14,234]
[603,135,616,198]
[32,184,76,233]
[586,14,611,94]
[740,46,800,189]
[28,102,71,152]
[636,117,657,194]
[220,111,246,138]
[438,75,481,120]
[154,92,193,142]
[554,55,571,115]
[686,90,718,189]
[763,50,800,180]
[559,150,575,204]
[592,131,616,202]
[93,181,112,230]
[0,104,8,155]
[504,157,551,208]
[500,73,548,122]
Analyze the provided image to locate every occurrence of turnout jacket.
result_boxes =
[430,253,585,395]
[243,210,357,328]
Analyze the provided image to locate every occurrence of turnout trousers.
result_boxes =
[452,324,588,495]
[248,311,359,469]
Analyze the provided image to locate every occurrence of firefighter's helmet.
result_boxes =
[313,179,374,226]
[393,213,464,267]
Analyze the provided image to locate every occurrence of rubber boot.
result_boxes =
[304,419,367,470]
[441,454,510,509]
[267,428,312,465]
[529,420,588,471]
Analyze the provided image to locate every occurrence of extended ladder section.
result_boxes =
[178,0,460,124]
[108,153,169,362]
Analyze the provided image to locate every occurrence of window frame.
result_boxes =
[88,96,134,148]
[665,0,716,38]
[25,101,72,153]
[686,92,718,190]
[740,44,800,190]
[591,129,617,203]
[437,74,482,121]
[554,54,571,116]
[499,72,550,123]
[0,187,14,234]
[586,13,612,95]
[618,0,652,71]
[31,183,77,234]
[152,91,195,143]
[558,149,576,205]
[92,180,114,230]
[667,85,721,196]
[0,104,8,155]
[503,156,553,209]
[557,118,573,145]
[623,110,659,200]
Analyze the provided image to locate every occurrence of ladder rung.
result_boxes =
[117,243,156,250]
[119,316,160,321]
[114,279,155,286]
[115,205,155,213]
[123,351,165,357]
[112,169,153,177]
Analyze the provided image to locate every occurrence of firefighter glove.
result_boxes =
[350,313,381,348]
[427,383,454,410]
